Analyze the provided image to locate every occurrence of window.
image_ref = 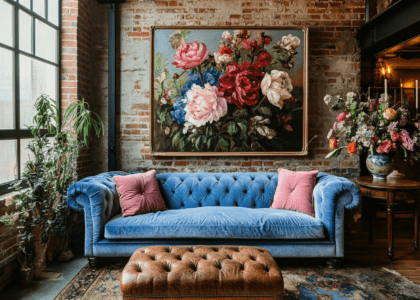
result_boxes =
[0,0,61,195]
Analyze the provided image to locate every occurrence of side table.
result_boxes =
[353,176,420,263]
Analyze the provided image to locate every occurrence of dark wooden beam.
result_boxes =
[358,0,420,56]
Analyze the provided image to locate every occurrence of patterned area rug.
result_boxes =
[55,261,420,300]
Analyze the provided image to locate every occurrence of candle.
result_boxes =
[401,80,403,103]
[416,80,418,110]
[384,79,387,98]
[367,86,370,99]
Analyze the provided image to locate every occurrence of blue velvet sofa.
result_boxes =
[67,172,360,266]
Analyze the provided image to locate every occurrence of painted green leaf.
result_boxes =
[195,135,206,151]
[237,122,248,140]
[350,102,357,110]
[233,109,249,118]
[207,136,218,150]
[227,122,238,135]
[258,107,272,116]
[172,131,183,147]
[179,137,188,152]
[218,136,229,151]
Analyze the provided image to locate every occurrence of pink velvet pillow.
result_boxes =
[113,170,167,217]
[270,168,319,217]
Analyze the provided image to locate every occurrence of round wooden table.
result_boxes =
[353,176,420,263]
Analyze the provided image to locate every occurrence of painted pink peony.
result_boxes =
[185,83,228,127]
[336,112,346,123]
[172,41,209,70]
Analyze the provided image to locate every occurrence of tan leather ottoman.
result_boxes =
[120,246,284,300]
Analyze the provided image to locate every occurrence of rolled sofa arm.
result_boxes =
[313,173,361,257]
[67,172,123,256]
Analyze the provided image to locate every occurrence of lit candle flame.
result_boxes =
[387,66,391,73]
[382,68,386,75]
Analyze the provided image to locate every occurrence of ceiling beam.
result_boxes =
[358,0,420,57]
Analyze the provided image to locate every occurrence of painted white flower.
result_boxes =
[260,70,293,109]
[214,52,234,64]
[182,122,194,134]
[250,116,276,139]
[222,30,233,41]
[324,94,332,104]
[278,34,301,50]
[165,127,170,135]
[169,30,186,49]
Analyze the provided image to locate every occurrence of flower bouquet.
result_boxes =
[153,29,305,153]
[324,92,420,177]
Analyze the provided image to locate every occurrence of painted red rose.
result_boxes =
[243,39,257,51]
[256,52,272,68]
[265,37,272,45]
[374,135,380,143]
[220,46,233,55]
[218,61,265,109]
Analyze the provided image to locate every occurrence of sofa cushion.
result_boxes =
[113,170,167,217]
[156,173,278,209]
[271,168,319,217]
[104,206,324,240]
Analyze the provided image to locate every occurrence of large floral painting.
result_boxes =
[151,27,308,155]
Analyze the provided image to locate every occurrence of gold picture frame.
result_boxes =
[151,26,309,156]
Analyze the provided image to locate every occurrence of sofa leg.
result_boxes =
[88,257,101,269]
[327,258,341,269]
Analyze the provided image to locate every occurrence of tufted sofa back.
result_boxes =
[156,172,278,209]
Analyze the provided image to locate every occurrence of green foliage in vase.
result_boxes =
[0,95,104,269]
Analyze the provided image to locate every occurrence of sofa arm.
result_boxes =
[313,173,361,256]
[67,172,123,256]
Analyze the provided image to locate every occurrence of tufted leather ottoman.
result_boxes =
[120,245,284,300]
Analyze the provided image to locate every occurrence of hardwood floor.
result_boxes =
[345,220,420,284]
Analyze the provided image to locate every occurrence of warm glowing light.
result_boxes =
[382,68,386,75]
[387,66,391,73]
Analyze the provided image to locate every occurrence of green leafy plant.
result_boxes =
[0,95,103,277]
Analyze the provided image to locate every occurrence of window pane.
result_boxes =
[33,0,45,17]
[20,55,58,128]
[20,0,30,9]
[0,48,15,129]
[35,20,58,63]
[19,10,32,53]
[20,138,33,175]
[48,0,59,26]
[20,137,54,175]
[0,140,17,184]
[0,0,14,47]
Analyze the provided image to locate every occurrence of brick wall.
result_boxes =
[88,0,364,177]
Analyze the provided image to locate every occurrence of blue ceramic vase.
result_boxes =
[366,153,395,179]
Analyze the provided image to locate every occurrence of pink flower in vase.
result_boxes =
[336,112,346,123]
[378,140,392,153]
[391,131,400,142]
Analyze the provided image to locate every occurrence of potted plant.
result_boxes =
[0,95,104,282]
[324,92,420,179]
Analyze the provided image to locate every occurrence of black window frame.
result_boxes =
[0,0,62,196]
